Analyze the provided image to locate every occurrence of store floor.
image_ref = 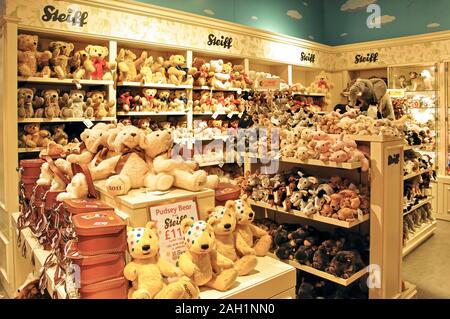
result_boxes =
[403,220,450,299]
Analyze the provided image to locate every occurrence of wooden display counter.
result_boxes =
[94,181,216,225]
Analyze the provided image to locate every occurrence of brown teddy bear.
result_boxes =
[167,55,194,86]
[189,57,212,87]
[86,91,115,118]
[157,90,171,112]
[22,123,51,147]
[49,41,74,79]
[52,124,68,146]
[18,88,35,118]
[116,49,147,82]
[17,34,52,77]
[150,57,168,84]
[136,118,151,134]
[69,50,95,80]
[43,89,61,119]
[85,45,116,80]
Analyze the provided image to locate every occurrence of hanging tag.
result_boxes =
[218,162,224,168]
[83,119,94,128]
[227,112,234,118]
[237,89,242,95]
[212,111,220,119]
[238,112,243,118]
[357,209,364,221]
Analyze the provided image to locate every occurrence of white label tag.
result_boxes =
[227,112,233,118]
[212,112,219,119]
[237,89,242,95]
[238,112,243,118]
[218,162,224,168]
[83,119,94,128]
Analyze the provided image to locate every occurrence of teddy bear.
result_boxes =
[157,90,171,112]
[48,41,74,79]
[137,56,154,84]
[116,49,147,82]
[178,218,238,291]
[43,89,61,119]
[65,90,92,118]
[230,65,246,89]
[22,123,51,147]
[52,124,68,146]
[326,250,365,279]
[37,158,73,192]
[18,88,35,118]
[136,118,152,134]
[56,173,89,202]
[141,129,219,192]
[234,196,272,256]
[189,58,212,87]
[104,127,175,196]
[69,50,95,80]
[209,59,231,90]
[207,201,258,276]
[86,91,115,118]
[150,57,168,84]
[124,221,199,299]
[167,55,193,86]
[85,45,116,80]
[17,34,52,77]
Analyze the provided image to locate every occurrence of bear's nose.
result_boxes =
[249,213,254,217]
[33,42,37,45]
[131,133,137,137]
[142,245,150,251]
[52,94,57,98]
[98,53,102,57]
[27,95,31,98]
[201,244,209,250]
[224,223,231,229]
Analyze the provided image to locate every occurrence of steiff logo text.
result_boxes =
[300,52,315,63]
[354,52,379,64]
[207,34,233,49]
[42,5,88,27]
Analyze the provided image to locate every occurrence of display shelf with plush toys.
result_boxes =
[403,197,433,216]
[116,111,187,116]
[117,82,193,89]
[403,220,437,257]
[279,157,363,170]
[18,77,114,86]
[18,117,116,123]
[403,169,433,181]
[18,147,45,153]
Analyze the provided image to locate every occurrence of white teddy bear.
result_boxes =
[56,173,89,202]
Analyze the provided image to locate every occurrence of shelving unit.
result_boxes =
[403,169,433,181]
[18,117,115,123]
[117,82,193,89]
[18,77,114,86]
[18,147,44,153]
[403,197,433,216]
[403,220,437,257]
[116,111,187,116]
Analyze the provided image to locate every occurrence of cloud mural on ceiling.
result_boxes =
[341,0,377,12]
[251,16,258,20]
[427,23,440,28]
[203,9,214,15]
[340,32,348,37]
[368,14,396,27]
[286,9,302,20]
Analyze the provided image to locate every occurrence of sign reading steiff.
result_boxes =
[41,5,89,27]
[207,34,233,49]
[149,199,198,264]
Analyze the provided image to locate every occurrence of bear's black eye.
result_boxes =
[149,235,152,239]
[209,233,212,238]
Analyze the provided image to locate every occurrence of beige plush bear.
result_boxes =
[137,56,154,84]
[86,90,115,118]
[141,130,219,192]
[116,49,147,82]
[56,173,89,202]
[69,50,95,80]
[18,88,35,118]
[85,45,116,80]
[49,41,74,79]
[124,221,199,299]
[36,158,73,192]
[43,89,61,119]
[52,124,68,146]
[17,34,52,77]
[179,219,238,291]
[104,126,174,196]
[150,57,168,84]
[210,59,231,90]
[167,55,193,86]
[207,201,257,276]
[22,123,51,147]
[234,196,272,256]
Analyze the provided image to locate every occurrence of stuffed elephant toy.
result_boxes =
[348,78,395,120]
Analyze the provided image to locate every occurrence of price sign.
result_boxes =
[148,199,198,264]
[260,78,280,90]
[387,89,405,98]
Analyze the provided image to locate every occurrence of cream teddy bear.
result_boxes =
[36,158,73,192]
[124,221,199,299]
[179,219,238,291]
[141,130,219,191]
[56,173,89,202]
[207,201,257,276]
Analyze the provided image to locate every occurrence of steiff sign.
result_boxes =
[42,5,89,27]
[207,34,233,49]
[300,52,316,63]
[354,52,379,64]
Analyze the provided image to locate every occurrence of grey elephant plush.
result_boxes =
[348,78,395,120]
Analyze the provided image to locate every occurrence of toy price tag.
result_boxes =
[236,89,242,95]
[218,162,224,168]
[83,119,94,128]
[238,112,243,118]
[227,112,234,118]
[148,199,198,264]
[212,111,220,119]
[387,89,405,98]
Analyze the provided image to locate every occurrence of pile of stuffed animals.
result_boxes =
[403,150,434,176]
[18,34,115,80]
[392,70,435,91]
[242,171,370,222]
[403,121,435,151]
[193,119,240,139]
[19,123,69,148]
[118,89,189,113]
[124,197,272,298]
[18,87,115,119]
[403,171,434,214]
[403,203,434,245]
[256,219,368,279]
[193,90,245,114]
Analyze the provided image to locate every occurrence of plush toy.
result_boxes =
[49,41,74,79]
[124,222,199,299]
[234,196,272,256]
[326,250,365,279]
[85,45,116,80]
[52,124,68,146]
[178,219,238,291]
[66,90,91,118]
[86,91,115,118]
[43,89,61,119]
[137,56,154,83]
[231,65,246,89]
[136,118,152,134]
[56,173,89,202]
[104,127,175,196]
[116,49,147,82]
[167,55,193,86]
[210,59,231,90]
[150,57,168,84]
[18,88,35,118]
[189,58,212,87]
[22,123,51,147]
[157,90,171,111]
[37,158,73,192]
[207,201,258,276]
[17,34,52,77]
[69,50,95,80]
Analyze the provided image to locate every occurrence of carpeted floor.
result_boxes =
[403,220,450,299]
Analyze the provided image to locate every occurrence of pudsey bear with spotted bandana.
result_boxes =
[178,218,238,291]
[234,195,272,257]
[124,221,200,299]
[207,200,257,276]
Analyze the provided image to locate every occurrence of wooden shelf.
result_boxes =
[117,82,192,89]
[194,136,230,141]
[403,169,433,181]
[344,135,402,142]
[249,200,369,228]
[116,111,187,116]
[403,145,413,151]
[403,197,433,216]
[292,92,326,97]
[193,86,244,92]
[18,147,44,153]
[403,220,437,257]
[198,161,221,167]
[193,112,241,117]
[280,156,362,169]
[18,117,115,123]
[18,77,113,86]
[267,252,368,286]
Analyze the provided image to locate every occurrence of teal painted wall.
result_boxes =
[136,0,450,45]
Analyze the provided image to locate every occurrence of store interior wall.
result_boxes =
[136,0,449,45]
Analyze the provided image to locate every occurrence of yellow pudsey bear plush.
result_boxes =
[124,221,200,299]
[179,219,238,291]
[207,201,257,276]
[235,196,272,257]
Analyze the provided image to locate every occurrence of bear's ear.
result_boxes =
[86,91,93,98]
[145,221,157,231]
[31,88,36,94]
[68,43,74,51]
[224,200,236,211]
[85,45,92,54]
[180,218,194,234]
[102,47,109,56]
